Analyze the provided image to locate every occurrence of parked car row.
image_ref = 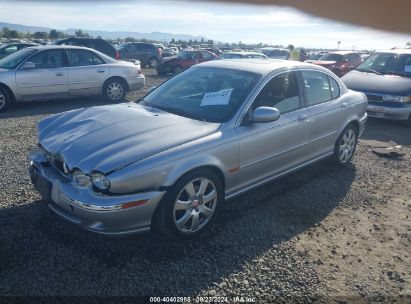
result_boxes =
[0,45,144,112]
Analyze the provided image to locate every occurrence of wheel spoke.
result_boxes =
[200,205,213,218]
[174,199,191,210]
[190,212,200,230]
[203,189,217,204]
[184,183,196,198]
[176,211,192,228]
[197,179,209,196]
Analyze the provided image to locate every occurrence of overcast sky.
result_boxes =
[1,0,410,49]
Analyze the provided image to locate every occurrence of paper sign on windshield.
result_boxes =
[201,89,233,106]
[404,65,411,73]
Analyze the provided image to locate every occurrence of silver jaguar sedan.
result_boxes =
[29,59,367,239]
[0,45,145,112]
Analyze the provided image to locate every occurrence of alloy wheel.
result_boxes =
[150,59,158,68]
[106,82,124,101]
[339,128,356,163]
[173,177,218,233]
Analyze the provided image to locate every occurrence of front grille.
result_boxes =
[365,94,383,103]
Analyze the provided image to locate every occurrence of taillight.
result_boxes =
[115,51,120,60]
[157,48,162,55]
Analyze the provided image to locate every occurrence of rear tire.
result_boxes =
[0,86,11,113]
[103,78,126,102]
[332,124,358,165]
[153,168,223,240]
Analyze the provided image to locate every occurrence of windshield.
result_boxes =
[309,54,322,60]
[319,53,343,61]
[141,67,261,123]
[219,53,243,59]
[356,52,411,77]
[176,51,196,59]
[0,48,36,69]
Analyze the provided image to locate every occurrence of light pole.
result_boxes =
[337,41,341,50]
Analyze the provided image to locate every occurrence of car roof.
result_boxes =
[375,49,411,55]
[25,45,97,51]
[224,51,264,55]
[328,51,357,55]
[197,59,328,75]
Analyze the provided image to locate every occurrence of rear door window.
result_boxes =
[301,70,332,106]
[67,49,104,66]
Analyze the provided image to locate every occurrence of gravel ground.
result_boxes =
[0,68,410,303]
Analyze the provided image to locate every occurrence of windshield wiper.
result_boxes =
[356,68,382,75]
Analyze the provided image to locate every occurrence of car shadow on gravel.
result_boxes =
[0,159,356,296]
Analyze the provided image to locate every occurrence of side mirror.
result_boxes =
[252,106,280,123]
[21,62,36,70]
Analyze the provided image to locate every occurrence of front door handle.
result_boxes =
[55,72,64,76]
[297,114,308,122]
[97,70,105,73]
[341,102,348,108]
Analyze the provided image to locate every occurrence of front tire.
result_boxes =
[333,124,358,165]
[154,168,223,240]
[103,78,126,102]
[0,86,11,113]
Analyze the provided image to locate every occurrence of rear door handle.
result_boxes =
[55,72,64,76]
[341,102,348,108]
[97,70,105,73]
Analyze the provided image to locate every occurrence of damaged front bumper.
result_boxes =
[29,149,166,236]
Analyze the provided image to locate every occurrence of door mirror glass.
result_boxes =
[252,106,280,123]
[20,61,36,70]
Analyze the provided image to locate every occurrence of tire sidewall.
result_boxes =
[103,79,126,102]
[334,124,358,165]
[155,168,223,240]
[0,86,11,113]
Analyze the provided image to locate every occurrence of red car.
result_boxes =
[156,50,217,75]
[311,51,362,77]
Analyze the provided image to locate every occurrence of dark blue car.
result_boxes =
[342,49,411,127]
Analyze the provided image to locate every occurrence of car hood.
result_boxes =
[312,60,337,66]
[38,103,220,174]
[342,70,411,95]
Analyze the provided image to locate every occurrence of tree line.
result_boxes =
[0,27,91,40]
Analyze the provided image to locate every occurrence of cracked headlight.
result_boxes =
[72,169,89,186]
[91,172,110,191]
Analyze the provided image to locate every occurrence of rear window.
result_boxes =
[319,53,343,61]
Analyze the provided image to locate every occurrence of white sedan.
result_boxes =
[0,45,145,112]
